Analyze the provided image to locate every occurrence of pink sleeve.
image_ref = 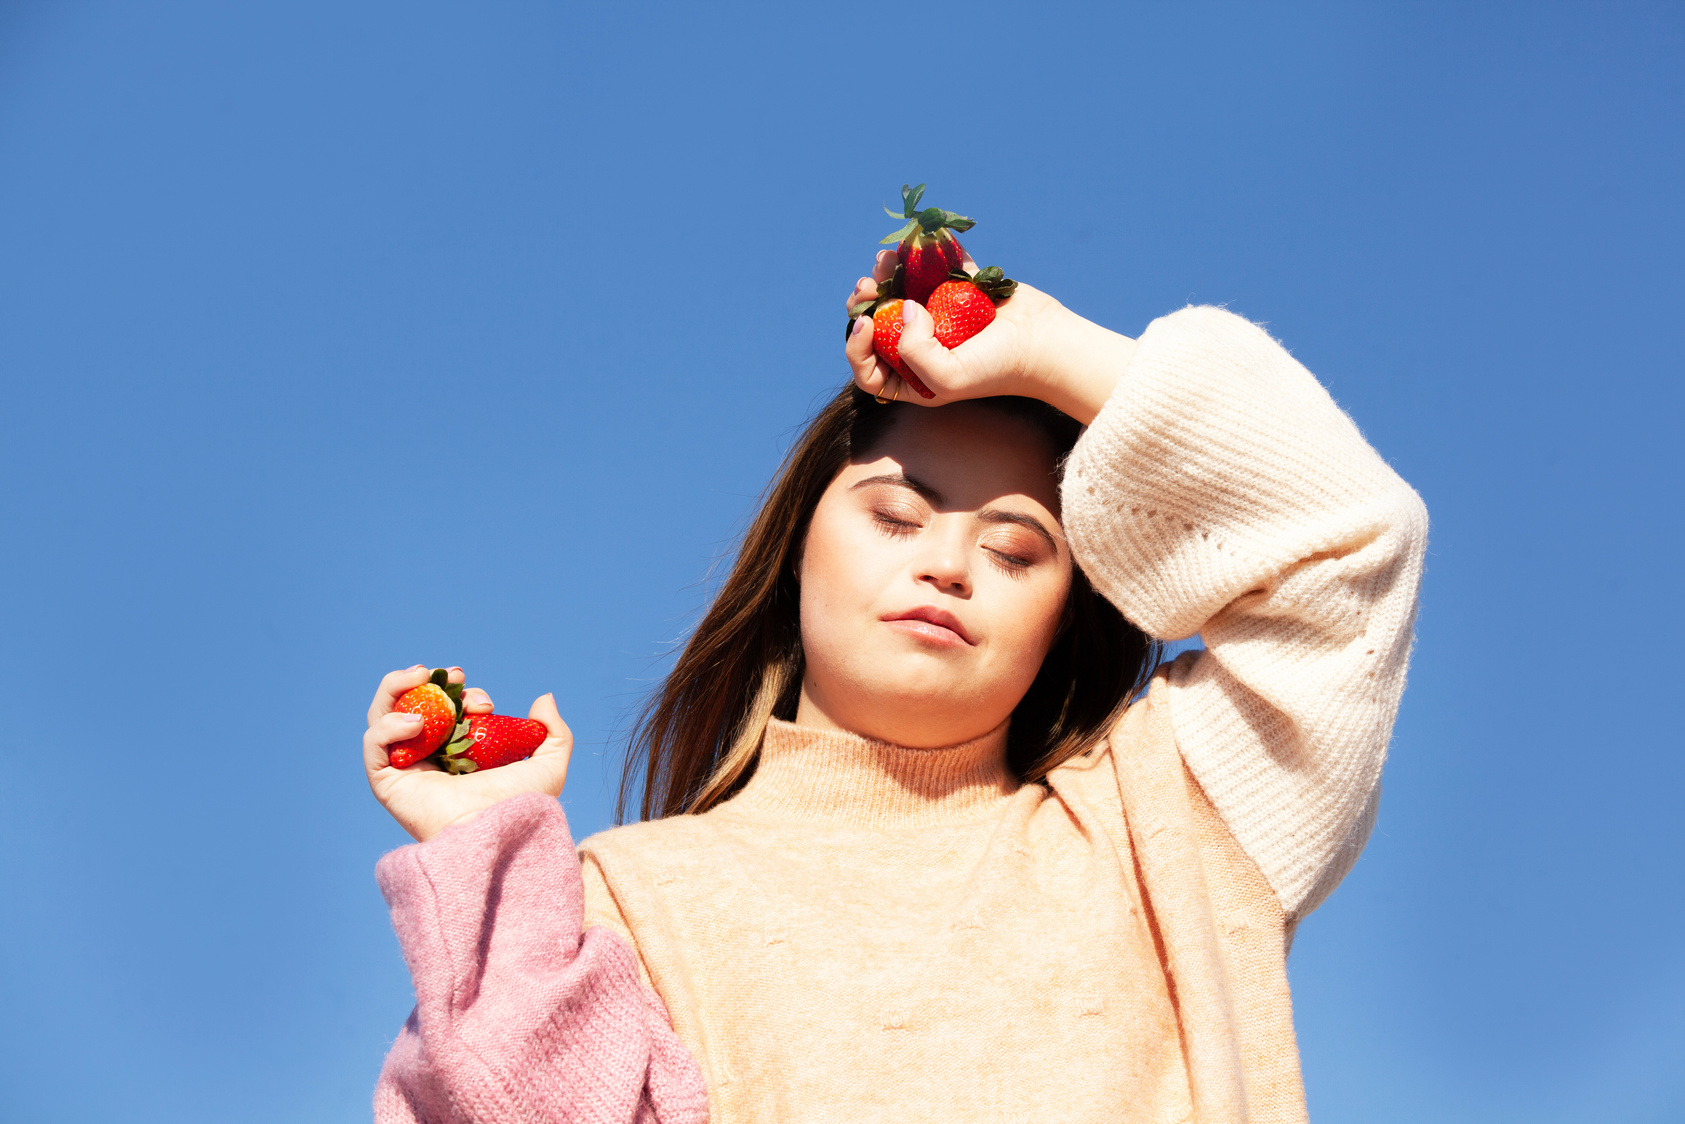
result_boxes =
[371,792,708,1124]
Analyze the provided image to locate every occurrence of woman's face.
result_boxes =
[795,403,1073,748]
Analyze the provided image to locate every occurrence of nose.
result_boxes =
[915,525,971,597]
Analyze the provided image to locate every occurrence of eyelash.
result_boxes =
[873,510,1035,575]
[872,511,921,537]
[989,550,1032,576]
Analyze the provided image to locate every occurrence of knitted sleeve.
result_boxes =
[1061,305,1427,919]
[372,792,709,1124]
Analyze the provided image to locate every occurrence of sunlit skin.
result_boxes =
[364,249,1139,840]
[362,665,572,843]
[794,406,1072,748]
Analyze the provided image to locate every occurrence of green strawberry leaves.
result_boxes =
[845,263,904,336]
[880,207,976,245]
[881,183,975,244]
[427,668,466,720]
[439,717,480,775]
[879,219,918,245]
[921,207,974,233]
[969,265,1018,304]
[884,182,928,219]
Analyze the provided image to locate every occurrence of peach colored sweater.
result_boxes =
[576,305,1429,1123]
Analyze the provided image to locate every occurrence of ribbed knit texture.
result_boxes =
[1061,305,1427,916]
[724,719,1017,827]
[373,793,709,1124]
[375,304,1427,1123]
[579,305,1426,1122]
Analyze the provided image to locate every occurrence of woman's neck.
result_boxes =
[724,717,1017,828]
[792,674,1011,751]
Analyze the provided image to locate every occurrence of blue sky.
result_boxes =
[1,2,1680,1120]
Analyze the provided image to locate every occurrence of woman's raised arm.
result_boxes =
[846,272,1427,921]
[1058,306,1428,921]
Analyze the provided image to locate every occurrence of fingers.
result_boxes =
[846,312,876,369]
[368,665,431,725]
[846,276,878,315]
[527,693,574,793]
[444,666,464,686]
[889,301,957,402]
[364,709,424,772]
[462,687,494,714]
[528,692,572,745]
[847,314,898,400]
[872,249,897,283]
[846,251,900,314]
[892,301,955,403]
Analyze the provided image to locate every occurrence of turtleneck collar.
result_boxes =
[721,717,1018,828]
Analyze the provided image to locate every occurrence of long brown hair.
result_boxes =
[618,386,1160,823]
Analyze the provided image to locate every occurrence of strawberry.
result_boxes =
[847,188,1013,403]
[867,299,934,400]
[439,713,548,775]
[389,669,463,768]
[926,266,1018,349]
[881,184,975,304]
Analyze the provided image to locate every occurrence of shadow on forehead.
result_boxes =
[848,395,1082,470]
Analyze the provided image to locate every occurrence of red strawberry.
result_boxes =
[868,299,934,400]
[389,669,463,768]
[881,183,974,304]
[926,266,1017,349]
[439,713,548,774]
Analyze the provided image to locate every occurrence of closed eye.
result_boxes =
[986,548,1033,576]
[873,511,921,536]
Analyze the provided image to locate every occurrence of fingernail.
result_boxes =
[901,301,919,324]
[397,712,423,724]
[852,315,869,336]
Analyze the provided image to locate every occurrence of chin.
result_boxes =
[849,680,1008,749]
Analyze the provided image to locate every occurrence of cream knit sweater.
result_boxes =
[579,306,1428,1123]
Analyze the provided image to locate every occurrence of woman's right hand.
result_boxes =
[364,665,573,843]
[844,249,1136,425]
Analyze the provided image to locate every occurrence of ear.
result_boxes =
[789,499,827,589]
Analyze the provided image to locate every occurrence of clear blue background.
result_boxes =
[1,2,1680,1120]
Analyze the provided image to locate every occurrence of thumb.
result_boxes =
[525,693,573,795]
[894,300,958,400]
[529,693,572,745]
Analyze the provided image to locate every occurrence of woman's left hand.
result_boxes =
[843,250,1137,425]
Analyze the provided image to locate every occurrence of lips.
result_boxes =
[882,605,975,646]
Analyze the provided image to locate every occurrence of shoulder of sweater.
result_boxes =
[576,807,738,861]
[1043,674,1177,800]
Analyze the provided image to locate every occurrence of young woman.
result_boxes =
[363,251,1427,1124]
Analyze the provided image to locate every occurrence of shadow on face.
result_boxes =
[794,403,1075,748]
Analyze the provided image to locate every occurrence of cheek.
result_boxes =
[797,505,888,641]
[982,567,1071,666]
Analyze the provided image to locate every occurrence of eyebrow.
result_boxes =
[978,509,1061,553]
[850,473,1061,553]
[850,472,945,505]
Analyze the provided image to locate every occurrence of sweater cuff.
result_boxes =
[376,792,569,900]
[375,792,580,989]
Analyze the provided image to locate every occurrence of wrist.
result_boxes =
[1023,305,1136,425]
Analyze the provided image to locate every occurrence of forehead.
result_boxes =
[842,403,1064,515]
